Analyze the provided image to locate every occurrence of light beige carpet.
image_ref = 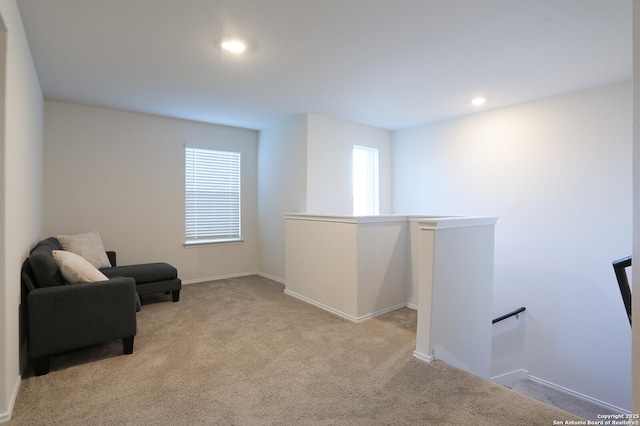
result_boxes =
[9,275,580,425]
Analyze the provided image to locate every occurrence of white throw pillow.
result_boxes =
[57,231,111,269]
[52,250,109,284]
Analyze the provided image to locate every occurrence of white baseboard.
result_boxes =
[356,304,408,322]
[181,271,286,286]
[491,369,529,388]
[181,271,259,285]
[284,289,358,321]
[490,369,630,414]
[283,289,406,323]
[527,374,630,415]
[256,272,286,284]
[413,350,435,363]
[0,374,21,424]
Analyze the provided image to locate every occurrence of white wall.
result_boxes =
[0,0,43,421]
[285,217,359,317]
[43,101,258,283]
[284,214,408,321]
[257,113,392,282]
[632,0,640,413]
[257,115,308,281]
[393,82,632,410]
[307,113,391,215]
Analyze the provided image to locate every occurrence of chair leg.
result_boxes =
[32,356,50,376]
[172,289,180,302]
[123,336,135,355]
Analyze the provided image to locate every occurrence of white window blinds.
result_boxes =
[185,147,241,243]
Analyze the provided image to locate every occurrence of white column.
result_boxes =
[413,217,498,379]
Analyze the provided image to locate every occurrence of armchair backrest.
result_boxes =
[21,258,37,293]
[27,237,65,288]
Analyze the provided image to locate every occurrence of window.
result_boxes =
[352,145,379,216]
[185,147,241,244]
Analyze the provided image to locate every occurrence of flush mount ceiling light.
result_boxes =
[471,97,486,106]
[221,39,247,54]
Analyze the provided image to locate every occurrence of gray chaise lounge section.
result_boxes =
[101,253,181,302]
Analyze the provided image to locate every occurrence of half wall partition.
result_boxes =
[284,214,497,379]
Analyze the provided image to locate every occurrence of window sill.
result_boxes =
[184,238,243,247]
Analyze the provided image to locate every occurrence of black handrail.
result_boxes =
[613,256,632,326]
[492,307,526,324]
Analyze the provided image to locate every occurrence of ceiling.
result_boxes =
[16,0,632,131]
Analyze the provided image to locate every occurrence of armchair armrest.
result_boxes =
[27,277,136,358]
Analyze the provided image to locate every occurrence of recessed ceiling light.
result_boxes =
[221,39,247,54]
[471,97,486,106]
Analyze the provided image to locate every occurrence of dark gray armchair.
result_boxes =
[21,238,137,376]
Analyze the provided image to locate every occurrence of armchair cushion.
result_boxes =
[57,231,112,269]
[52,250,109,284]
